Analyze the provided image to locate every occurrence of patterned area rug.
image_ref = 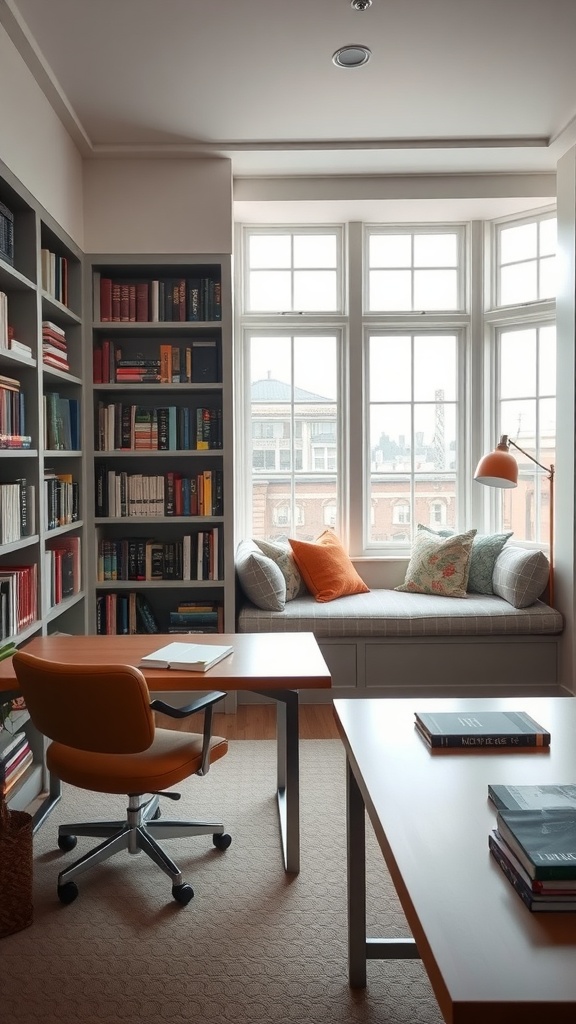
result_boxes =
[3,740,442,1024]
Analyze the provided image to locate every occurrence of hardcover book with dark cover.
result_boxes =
[496,807,576,880]
[414,709,550,749]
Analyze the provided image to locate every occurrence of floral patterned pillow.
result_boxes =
[395,527,477,598]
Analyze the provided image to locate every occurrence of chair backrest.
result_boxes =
[12,652,156,754]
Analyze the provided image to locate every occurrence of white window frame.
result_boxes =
[241,225,346,316]
[364,224,467,314]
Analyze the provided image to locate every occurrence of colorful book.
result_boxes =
[414,710,550,749]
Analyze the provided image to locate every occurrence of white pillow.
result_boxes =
[235,540,286,611]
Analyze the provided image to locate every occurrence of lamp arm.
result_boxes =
[506,437,555,480]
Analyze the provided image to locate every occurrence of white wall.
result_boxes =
[0,23,84,245]
[83,158,233,255]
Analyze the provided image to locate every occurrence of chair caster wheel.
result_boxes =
[172,883,194,906]
[58,834,77,852]
[58,881,79,905]
[213,832,232,851]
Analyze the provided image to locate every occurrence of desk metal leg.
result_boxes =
[347,757,368,987]
[255,689,300,874]
[346,757,419,988]
[32,770,62,833]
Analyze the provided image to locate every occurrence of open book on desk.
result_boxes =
[139,641,233,672]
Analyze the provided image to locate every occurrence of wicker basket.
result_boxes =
[0,800,33,938]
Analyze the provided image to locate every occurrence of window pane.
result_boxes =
[370,477,411,543]
[249,333,338,540]
[369,269,412,310]
[500,329,536,398]
[414,233,457,267]
[294,335,337,399]
[500,222,537,263]
[414,269,458,310]
[414,336,457,401]
[249,270,291,311]
[370,405,412,470]
[539,255,556,299]
[293,270,338,311]
[539,326,556,395]
[414,404,456,471]
[369,234,411,267]
[539,218,556,257]
[500,261,537,305]
[500,399,536,454]
[249,235,291,268]
[369,336,411,402]
[293,234,337,268]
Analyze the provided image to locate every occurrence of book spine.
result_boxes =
[488,836,537,910]
[426,733,547,749]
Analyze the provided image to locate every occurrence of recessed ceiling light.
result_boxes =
[332,44,371,68]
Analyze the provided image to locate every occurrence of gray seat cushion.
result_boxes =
[237,589,563,638]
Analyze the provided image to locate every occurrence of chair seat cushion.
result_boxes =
[47,729,228,794]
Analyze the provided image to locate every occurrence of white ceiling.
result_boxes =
[2,0,573,218]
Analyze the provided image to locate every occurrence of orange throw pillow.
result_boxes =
[288,531,369,603]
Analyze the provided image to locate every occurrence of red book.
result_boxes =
[128,284,136,322]
[43,343,68,360]
[111,282,121,321]
[100,278,112,321]
[93,347,103,384]
[101,340,111,384]
[43,355,70,371]
[120,283,130,322]
[42,331,67,350]
[136,282,149,322]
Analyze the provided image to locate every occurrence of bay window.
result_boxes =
[238,213,556,554]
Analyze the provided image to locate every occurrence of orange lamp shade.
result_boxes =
[474,438,518,489]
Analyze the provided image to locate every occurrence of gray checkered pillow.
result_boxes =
[235,540,286,611]
[492,547,549,608]
[254,538,308,600]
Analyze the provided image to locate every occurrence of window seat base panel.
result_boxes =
[236,591,563,696]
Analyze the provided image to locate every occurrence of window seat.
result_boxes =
[236,590,564,699]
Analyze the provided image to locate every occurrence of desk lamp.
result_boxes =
[474,434,555,606]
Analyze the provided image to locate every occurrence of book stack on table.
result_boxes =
[488,785,576,912]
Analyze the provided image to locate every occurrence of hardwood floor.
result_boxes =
[157,703,341,740]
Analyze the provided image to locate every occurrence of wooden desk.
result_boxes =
[0,633,331,873]
[333,696,576,1024]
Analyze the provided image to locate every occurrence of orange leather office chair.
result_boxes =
[12,651,231,907]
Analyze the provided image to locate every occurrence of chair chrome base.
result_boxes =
[57,794,229,899]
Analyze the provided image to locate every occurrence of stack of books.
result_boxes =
[488,784,576,912]
[42,320,69,372]
[0,729,33,798]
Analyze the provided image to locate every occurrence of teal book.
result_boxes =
[496,807,576,880]
[489,784,576,811]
